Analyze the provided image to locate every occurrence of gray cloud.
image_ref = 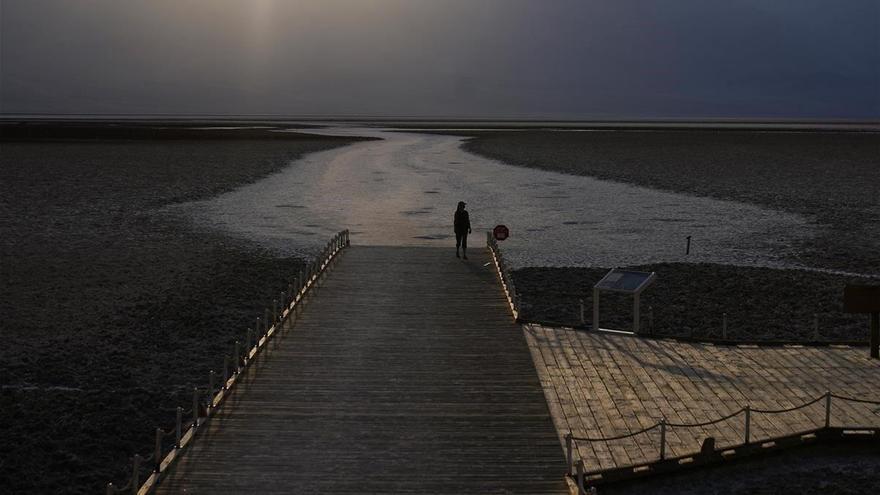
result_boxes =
[1,0,877,119]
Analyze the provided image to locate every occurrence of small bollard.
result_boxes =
[132,454,141,495]
[246,328,253,354]
[722,313,728,339]
[175,407,182,448]
[192,387,199,428]
[154,428,163,472]
[255,317,261,341]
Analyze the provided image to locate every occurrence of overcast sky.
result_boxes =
[1,0,878,120]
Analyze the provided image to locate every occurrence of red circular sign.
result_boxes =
[493,224,510,241]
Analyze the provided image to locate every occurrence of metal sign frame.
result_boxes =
[593,269,657,334]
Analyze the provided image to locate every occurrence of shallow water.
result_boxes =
[174,127,816,269]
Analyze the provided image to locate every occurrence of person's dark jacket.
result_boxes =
[454,210,471,234]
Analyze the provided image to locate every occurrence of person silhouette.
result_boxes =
[454,201,472,259]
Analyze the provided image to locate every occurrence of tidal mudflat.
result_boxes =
[0,130,365,494]
[456,129,879,340]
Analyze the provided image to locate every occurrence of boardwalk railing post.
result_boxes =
[256,317,261,342]
[264,308,271,334]
[576,460,586,495]
[175,407,182,448]
[744,406,751,444]
[192,387,199,428]
[223,357,229,389]
[825,391,832,428]
[273,299,278,324]
[234,341,241,372]
[155,428,163,472]
[106,482,114,495]
[579,299,585,326]
[208,370,215,408]
[659,419,667,460]
[565,432,574,475]
[247,328,253,354]
[131,454,141,495]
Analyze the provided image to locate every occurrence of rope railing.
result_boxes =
[565,389,880,492]
[106,229,350,494]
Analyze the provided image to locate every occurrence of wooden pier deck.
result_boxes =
[155,246,566,494]
[525,323,880,473]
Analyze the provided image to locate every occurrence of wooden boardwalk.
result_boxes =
[525,323,880,473]
[155,247,566,494]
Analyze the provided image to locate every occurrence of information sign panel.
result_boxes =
[594,269,656,294]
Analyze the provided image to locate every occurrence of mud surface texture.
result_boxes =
[0,131,363,494]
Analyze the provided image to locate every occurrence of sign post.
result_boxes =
[843,285,880,359]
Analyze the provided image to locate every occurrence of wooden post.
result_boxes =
[659,419,667,460]
[246,328,253,354]
[871,312,879,359]
[744,406,751,444]
[722,312,728,339]
[255,317,261,342]
[192,387,199,428]
[825,391,832,427]
[106,483,114,495]
[273,299,278,324]
[565,432,574,475]
[264,308,271,334]
[132,454,141,495]
[234,341,240,372]
[576,460,586,495]
[208,371,215,408]
[592,288,599,332]
[175,407,182,448]
[222,357,229,389]
[154,428,163,472]
[579,299,585,326]
[633,293,640,334]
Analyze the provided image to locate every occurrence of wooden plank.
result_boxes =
[528,325,880,472]
[155,246,566,494]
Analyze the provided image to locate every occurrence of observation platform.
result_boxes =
[525,323,880,475]
[154,246,566,494]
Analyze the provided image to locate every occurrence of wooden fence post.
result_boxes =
[659,419,667,460]
[175,407,182,448]
[744,406,751,444]
[825,391,832,427]
[154,428,163,473]
[131,454,141,495]
[192,387,199,428]
[565,432,574,475]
